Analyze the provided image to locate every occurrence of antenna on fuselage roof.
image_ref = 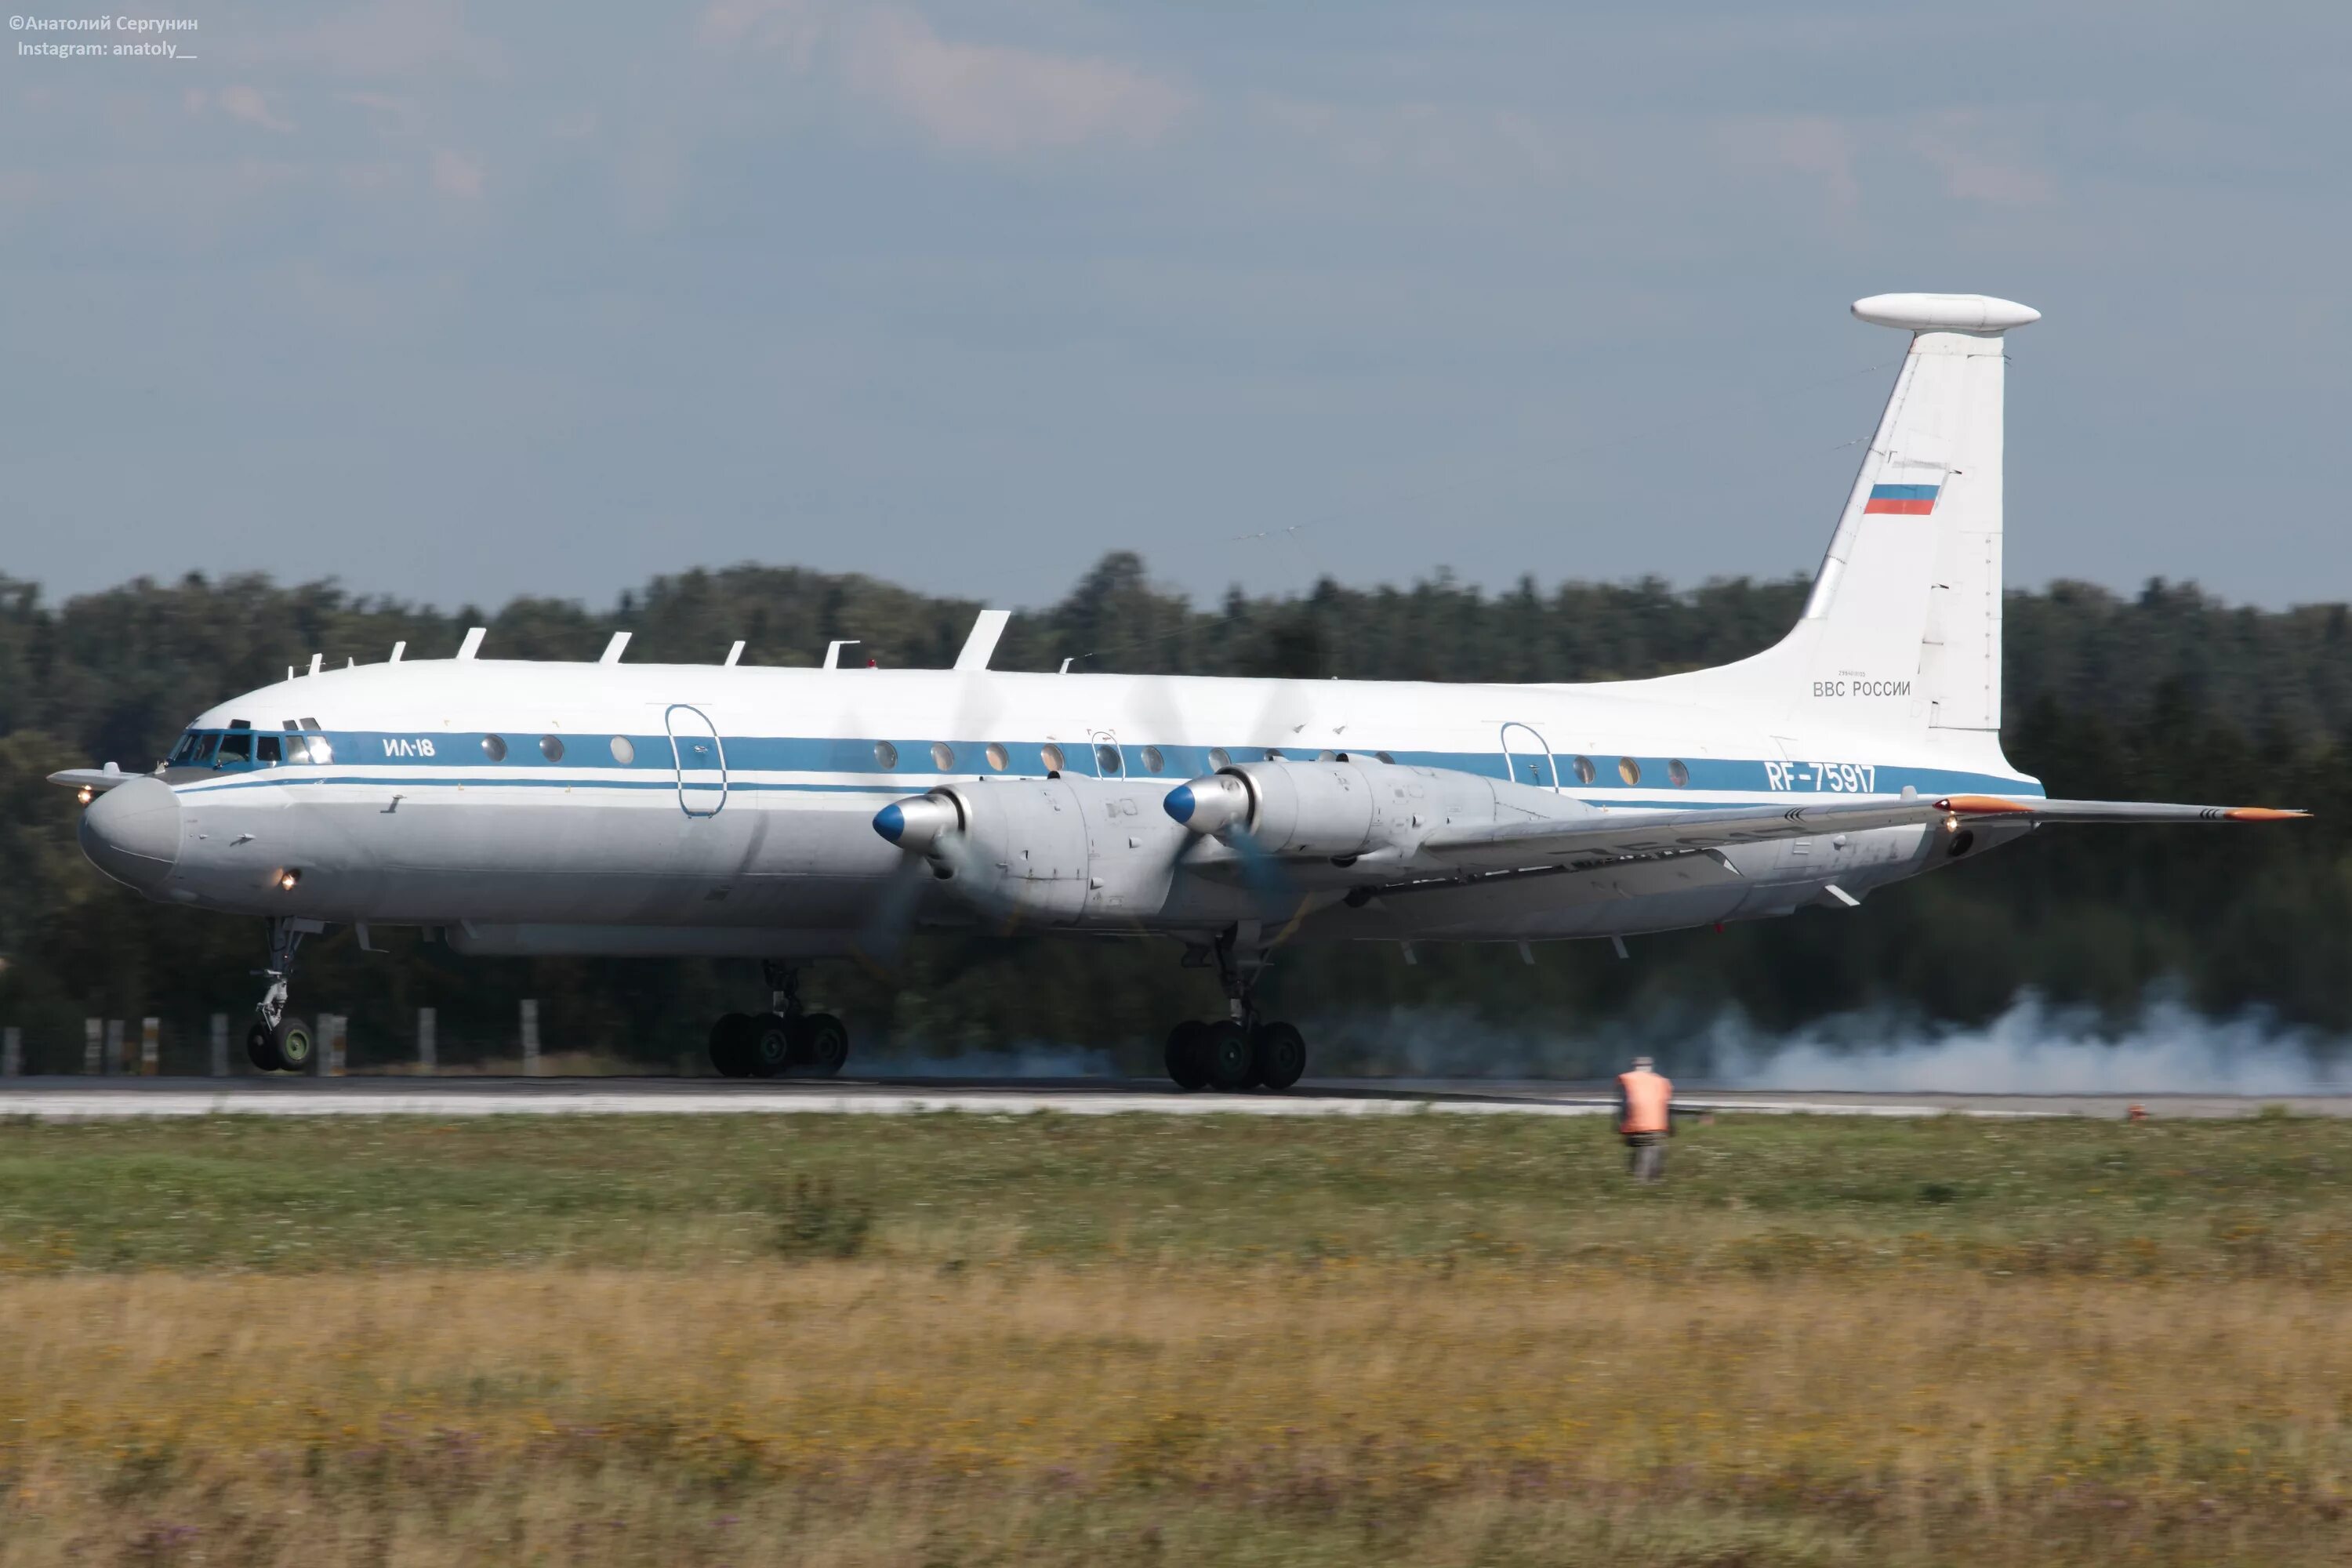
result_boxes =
[953,609,1011,672]
[599,632,630,665]
[822,640,858,670]
[390,641,406,663]
[456,627,486,661]
[724,641,744,666]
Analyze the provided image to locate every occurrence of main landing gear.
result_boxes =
[245,916,320,1073]
[1163,931,1308,1093]
[709,963,850,1080]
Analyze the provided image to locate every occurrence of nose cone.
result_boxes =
[872,794,959,851]
[79,776,183,893]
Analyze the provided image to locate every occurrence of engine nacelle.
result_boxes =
[1166,756,1605,866]
[876,775,1192,926]
[1164,759,1393,858]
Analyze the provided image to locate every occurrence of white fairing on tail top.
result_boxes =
[59,294,2302,974]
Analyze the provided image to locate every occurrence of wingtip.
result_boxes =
[2223,807,2310,822]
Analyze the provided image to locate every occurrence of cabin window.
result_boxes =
[984,742,1009,771]
[1668,759,1690,787]
[482,735,508,762]
[1374,751,1396,764]
[931,742,956,770]
[1141,746,1164,775]
[1095,743,1123,775]
[1569,756,1596,785]
[610,736,636,764]
[256,735,282,764]
[874,740,900,769]
[1617,757,1642,786]
[1264,748,1285,761]
[1207,748,1231,770]
[539,735,565,762]
[1040,743,1065,774]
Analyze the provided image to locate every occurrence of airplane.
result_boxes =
[53,292,2305,1088]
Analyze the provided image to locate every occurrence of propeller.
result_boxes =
[851,665,1004,971]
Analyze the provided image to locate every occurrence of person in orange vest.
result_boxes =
[1617,1055,1674,1182]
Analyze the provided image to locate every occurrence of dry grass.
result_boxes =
[5,1262,2350,1566]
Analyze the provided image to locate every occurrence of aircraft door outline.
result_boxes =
[666,704,728,818]
[1499,722,1559,792]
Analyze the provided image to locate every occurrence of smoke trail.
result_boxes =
[1706,992,2344,1094]
[1301,989,2347,1092]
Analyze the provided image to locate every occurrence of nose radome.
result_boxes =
[79,775,183,893]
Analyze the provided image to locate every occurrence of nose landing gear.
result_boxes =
[710,964,850,1080]
[1162,931,1308,1093]
[245,917,325,1073]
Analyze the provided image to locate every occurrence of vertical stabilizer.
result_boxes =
[1648,292,2036,758]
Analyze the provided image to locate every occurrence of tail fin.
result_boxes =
[1650,292,2038,760]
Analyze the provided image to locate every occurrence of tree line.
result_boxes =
[1,556,2345,1074]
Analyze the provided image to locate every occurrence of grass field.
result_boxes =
[3,1111,2350,1565]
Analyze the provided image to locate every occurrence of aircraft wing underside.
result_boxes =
[1410,793,2305,873]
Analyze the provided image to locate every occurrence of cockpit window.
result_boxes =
[284,735,312,764]
[169,733,199,764]
[256,736,281,764]
[195,734,220,765]
[218,731,252,762]
[308,735,334,764]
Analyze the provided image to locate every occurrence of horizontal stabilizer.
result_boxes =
[1416,793,2306,872]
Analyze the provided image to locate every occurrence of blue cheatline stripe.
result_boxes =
[1868,483,1940,500]
[166,730,2040,800]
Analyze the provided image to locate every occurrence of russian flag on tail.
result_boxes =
[1864,482,1939,516]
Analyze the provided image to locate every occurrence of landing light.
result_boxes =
[74,786,93,807]
[278,869,302,892]
[1944,813,1961,833]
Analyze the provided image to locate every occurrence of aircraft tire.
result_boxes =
[245,1019,284,1073]
[1251,1022,1307,1092]
[1201,1020,1253,1092]
[746,1012,794,1078]
[708,1012,755,1078]
[793,1012,850,1079]
[273,1016,315,1074]
[1163,1020,1210,1091]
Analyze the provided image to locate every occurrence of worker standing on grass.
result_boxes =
[1617,1055,1674,1182]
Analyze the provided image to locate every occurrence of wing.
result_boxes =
[47,767,135,795]
[1417,793,2306,871]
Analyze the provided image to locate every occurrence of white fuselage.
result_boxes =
[113,655,2041,956]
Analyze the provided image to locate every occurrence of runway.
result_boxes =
[3,1076,2345,1122]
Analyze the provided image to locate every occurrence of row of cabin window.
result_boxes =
[863,740,1691,787]
[479,734,638,764]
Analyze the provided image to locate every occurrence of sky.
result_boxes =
[2,1,2347,613]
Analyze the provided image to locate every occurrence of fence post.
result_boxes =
[104,1019,124,1076]
[418,1007,437,1074]
[520,1000,539,1076]
[2,1027,20,1078]
[210,1014,228,1078]
[140,1018,159,1076]
[84,1018,100,1075]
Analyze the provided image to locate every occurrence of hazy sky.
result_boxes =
[3,2,2346,612]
